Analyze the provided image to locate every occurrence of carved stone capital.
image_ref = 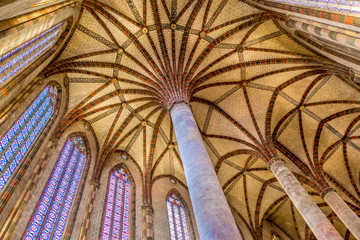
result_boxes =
[90,179,100,189]
[35,76,44,86]
[168,100,191,113]
[267,157,286,171]
[50,137,58,148]
[321,187,336,199]
[142,203,154,213]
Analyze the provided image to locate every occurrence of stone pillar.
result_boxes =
[79,180,99,240]
[142,203,154,240]
[170,102,241,240]
[322,188,360,239]
[268,158,342,240]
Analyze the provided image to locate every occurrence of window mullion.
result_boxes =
[0,91,49,161]
[49,146,81,239]
[36,144,75,238]
[0,96,51,183]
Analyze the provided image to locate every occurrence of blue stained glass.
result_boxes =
[0,106,53,191]
[0,39,56,84]
[24,140,72,239]
[101,169,131,240]
[167,194,192,240]
[0,96,50,172]
[0,31,59,75]
[167,201,176,240]
[121,182,130,240]
[0,87,48,153]
[0,22,63,62]
[24,138,87,239]
[52,152,86,240]
[0,86,56,193]
[39,148,79,239]
[270,0,360,14]
[180,207,191,240]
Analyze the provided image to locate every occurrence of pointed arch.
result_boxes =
[99,163,136,240]
[166,189,195,240]
[23,133,91,239]
[0,82,61,195]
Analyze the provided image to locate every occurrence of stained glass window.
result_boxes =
[0,22,64,85]
[167,193,191,240]
[269,0,360,14]
[24,136,87,239]
[101,168,131,240]
[0,85,58,192]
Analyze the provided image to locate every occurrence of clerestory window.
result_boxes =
[167,193,192,240]
[101,168,132,240]
[24,136,87,239]
[0,84,59,193]
[0,21,65,85]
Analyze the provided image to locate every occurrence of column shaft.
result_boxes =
[170,103,241,240]
[79,182,99,240]
[323,189,360,239]
[142,204,154,240]
[268,158,342,240]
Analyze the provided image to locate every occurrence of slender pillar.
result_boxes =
[79,180,99,240]
[322,188,360,239]
[268,158,342,240]
[170,102,241,240]
[142,203,154,240]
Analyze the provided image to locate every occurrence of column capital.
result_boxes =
[267,157,286,170]
[142,203,154,214]
[321,187,336,199]
[168,100,191,113]
[90,179,100,189]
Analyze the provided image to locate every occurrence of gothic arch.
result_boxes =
[165,188,196,240]
[23,132,92,239]
[98,162,137,240]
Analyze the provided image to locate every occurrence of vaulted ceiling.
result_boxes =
[43,0,360,239]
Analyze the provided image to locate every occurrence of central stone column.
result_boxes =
[170,102,241,240]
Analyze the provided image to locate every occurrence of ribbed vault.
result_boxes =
[41,0,359,238]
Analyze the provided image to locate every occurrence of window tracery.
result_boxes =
[101,168,131,240]
[0,84,58,192]
[167,193,191,240]
[0,22,64,85]
[24,136,87,239]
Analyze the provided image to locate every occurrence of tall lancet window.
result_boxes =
[0,21,65,85]
[167,193,192,240]
[24,136,87,239]
[0,84,58,192]
[101,168,131,240]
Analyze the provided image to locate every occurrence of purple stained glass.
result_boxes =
[0,86,57,192]
[101,169,131,240]
[167,194,192,240]
[24,137,87,239]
